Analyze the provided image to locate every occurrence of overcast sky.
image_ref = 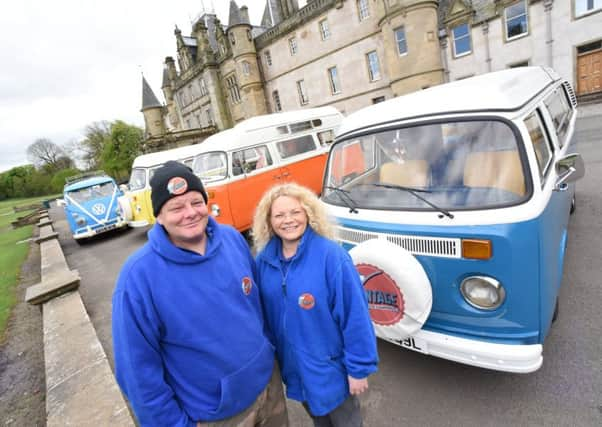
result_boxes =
[0,0,274,173]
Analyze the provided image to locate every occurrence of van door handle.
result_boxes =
[273,174,281,179]
[281,172,290,177]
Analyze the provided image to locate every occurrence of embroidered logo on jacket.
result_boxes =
[167,177,188,195]
[242,277,253,295]
[298,293,315,310]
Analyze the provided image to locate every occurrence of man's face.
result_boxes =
[156,191,209,248]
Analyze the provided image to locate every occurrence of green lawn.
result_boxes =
[0,195,58,342]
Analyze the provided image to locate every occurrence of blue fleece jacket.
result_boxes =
[256,227,378,416]
[112,217,274,426]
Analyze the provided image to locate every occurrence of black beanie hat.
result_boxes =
[150,160,208,216]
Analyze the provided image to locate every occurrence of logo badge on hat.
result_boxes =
[167,177,188,195]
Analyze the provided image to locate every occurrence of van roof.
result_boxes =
[64,175,114,191]
[199,106,343,152]
[131,143,207,168]
[337,66,561,138]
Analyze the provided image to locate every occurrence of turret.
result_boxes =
[161,57,181,130]
[141,76,165,138]
[226,0,268,116]
[377,0,444,95]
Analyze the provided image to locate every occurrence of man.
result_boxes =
[112,161,288,427]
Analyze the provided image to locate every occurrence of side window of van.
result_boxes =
[277,135,317,159]
[524,111,553,183]
[232,146,273,176]
[544,87,571,148]
[317,130,335,147]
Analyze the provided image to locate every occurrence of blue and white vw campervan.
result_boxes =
[63,172,128,242]
[322,67,585,373]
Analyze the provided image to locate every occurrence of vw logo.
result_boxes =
[92,203,106,215]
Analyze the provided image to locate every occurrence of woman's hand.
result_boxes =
[348,375,369,395]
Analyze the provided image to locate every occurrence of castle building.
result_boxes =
[141,0,602,151]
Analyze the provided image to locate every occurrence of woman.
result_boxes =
[252,183,378,427]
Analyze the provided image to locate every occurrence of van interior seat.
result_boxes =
[380,160,429,187]
[463,151,525,196]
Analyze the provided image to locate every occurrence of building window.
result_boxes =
[206,108,213,126]
[242,61,251,76]
[246,29,252,41]
[225,75,241,104]
[198,78,207,96]
[297,80,309,105]
[357,0,370,21]
[372,96,385,104]
[575,0,602,17]
[264,50,272,66]
[328,66,341,94]
[319,19,330,40]
[289,37,298,56]
[452,23,471,57]
[366,51,381,81]
[505,1,528,40]
[394,27,407,55]
[229,32,236,45]
[272,90,282,112]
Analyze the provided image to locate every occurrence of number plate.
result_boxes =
[391,336,428,354]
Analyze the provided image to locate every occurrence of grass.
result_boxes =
[0,195,58,341]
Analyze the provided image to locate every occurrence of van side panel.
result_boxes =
[226,169,282,231]
[284,153,328,194]
[537,182,572,340]
[206,184,235,227]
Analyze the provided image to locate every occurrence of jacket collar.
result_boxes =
[148,216,221,264]
[259,226,316,267]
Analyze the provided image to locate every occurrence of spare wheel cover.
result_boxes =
[350,239,432,340]
[117,196,133,221]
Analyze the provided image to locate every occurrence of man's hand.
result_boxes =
[348,375,369,395]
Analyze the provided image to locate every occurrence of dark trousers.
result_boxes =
[303,395,362,427]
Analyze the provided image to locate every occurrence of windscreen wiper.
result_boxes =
[324,186,358,214]
[371,183,454,219]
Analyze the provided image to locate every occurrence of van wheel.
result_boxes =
[552,300,559,323]
[570,195,576,215]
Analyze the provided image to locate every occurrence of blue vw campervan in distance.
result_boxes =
[63,172,128,242]
[322,67,584,373]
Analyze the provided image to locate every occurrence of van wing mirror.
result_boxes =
[119,184,129,192]
[554,153,585,191]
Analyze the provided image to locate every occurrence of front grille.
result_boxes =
[336,226,461,258]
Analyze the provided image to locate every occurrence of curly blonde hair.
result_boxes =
[251,183,336,252]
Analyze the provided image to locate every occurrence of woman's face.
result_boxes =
[270,195,308,246]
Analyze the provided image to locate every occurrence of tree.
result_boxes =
[78,121,111,170]
[26,138,73,173]
[101,121,143,180]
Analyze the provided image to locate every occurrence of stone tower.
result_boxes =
[161,57,181,130]
[226,1,268,118]
[376,0,444,95]
[141,75,165,138]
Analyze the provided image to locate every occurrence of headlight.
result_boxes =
[460,276,505,310]
[211,204,220,217]
[76,217,86,227]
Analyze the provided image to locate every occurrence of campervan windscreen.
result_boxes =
[67,182,115,203]
[129,168,146,191]
[192,152,228,182]
[323,120,528,211]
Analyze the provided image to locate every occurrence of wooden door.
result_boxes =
[577,49,602,95]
